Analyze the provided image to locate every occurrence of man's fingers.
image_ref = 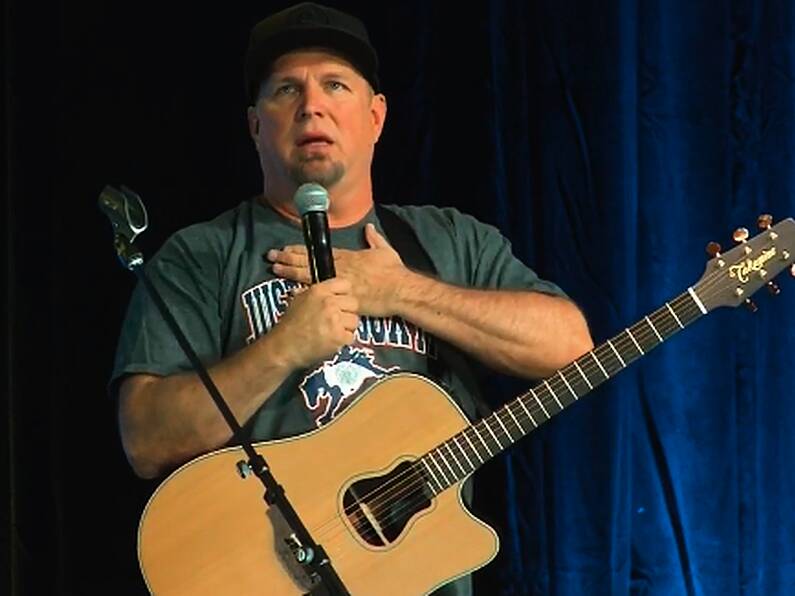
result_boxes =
[365,223,390,249]
[268,247,308,266]
[341,313,360,332]
[273,263,312,284]
[280,245,307,255]
[336,295,360,313]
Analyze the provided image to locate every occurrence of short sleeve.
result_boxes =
[109,226,224,396]
[459,214,567,296]
[398,205,569,297]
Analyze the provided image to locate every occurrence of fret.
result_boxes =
[606,339,626,368]
[428,451,450,486]
[505,403,526,434]
[462,430,484,464]
[483,418,506,450]
[644,315,664,343]
[529,388,551,419]
[557,370,578,400]
[543,380,564,409]
[516,396,539,427]
[436,447,458,481]
[674,293,704,326]
[665,302,684,329]
[625,327,644,355]
[650,308,679,337]
[420,458,443,493]
[631,319,659,353]
[472,425,495,457]
[614,330,643,364]
[688,287,708,314]
[589,351,610,379]
[453,436,475,471]
[561,365,591,396]
[443,442,467,477]
[493,412,516,443]
[573,360,594,390]
[594,343,624,376]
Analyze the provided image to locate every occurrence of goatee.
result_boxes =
[289,157,345,189]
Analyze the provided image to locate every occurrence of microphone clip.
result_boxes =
[98,185,149,270]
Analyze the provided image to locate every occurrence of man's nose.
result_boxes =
[296,82,326,121]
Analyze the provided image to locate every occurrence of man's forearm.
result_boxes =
[391,270,594,378]
[119,279,361,479]
[119,326,297,478]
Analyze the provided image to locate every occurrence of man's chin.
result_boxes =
[289,160,345,188]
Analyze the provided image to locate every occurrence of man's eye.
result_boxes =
[326,81,348,91]
[274,84,297,96]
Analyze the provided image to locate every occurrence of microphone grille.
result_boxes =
[294,183,329,216]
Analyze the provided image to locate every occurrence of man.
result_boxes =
[112,2,593,594]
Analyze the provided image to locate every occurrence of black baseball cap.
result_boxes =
[244,2,380,104]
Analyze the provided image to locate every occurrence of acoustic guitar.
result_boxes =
[137,217,795,595]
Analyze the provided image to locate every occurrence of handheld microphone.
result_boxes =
[294,183,335,283]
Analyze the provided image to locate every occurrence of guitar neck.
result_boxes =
[418,286,708,494]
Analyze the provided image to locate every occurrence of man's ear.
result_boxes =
[247,106,260,144]
[371,93,387,143]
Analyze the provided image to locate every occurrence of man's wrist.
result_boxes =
[255,323,301,372]
[390,268,432,318]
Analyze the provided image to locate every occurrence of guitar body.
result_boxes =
[138,373,499,595]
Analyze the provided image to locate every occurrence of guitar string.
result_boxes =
[324,326,680,546]
[324,290,693,562]
[306,291,704,545]
[313,300,696,549]
[303,262,780,547]
[320,253,770,536]
[324,258,791,550]
[318,308,689,546]
[310,281,722,545]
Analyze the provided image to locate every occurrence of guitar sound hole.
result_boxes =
[342,460,432,547]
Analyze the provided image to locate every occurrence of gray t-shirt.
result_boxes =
[111,198,566,595]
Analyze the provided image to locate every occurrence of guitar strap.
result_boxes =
[375,204,493,420]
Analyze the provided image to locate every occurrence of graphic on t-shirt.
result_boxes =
[241,278,303,343]
[299,346,398,427]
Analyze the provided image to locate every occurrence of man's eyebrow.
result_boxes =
[267,75,302,85]
[271,69,355,80]
[319,69,355,79]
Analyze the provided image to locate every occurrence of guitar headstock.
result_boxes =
[696,216,795,311]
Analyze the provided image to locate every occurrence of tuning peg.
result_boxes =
[767,281,781,296]
[744,298,758,313]
[733,227,750,243]
[757,214,774,230]
[706,241,722,258]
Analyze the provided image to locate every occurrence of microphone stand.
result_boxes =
[99,185,349,596]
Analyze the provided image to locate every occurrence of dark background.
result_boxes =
[4,0,795,594]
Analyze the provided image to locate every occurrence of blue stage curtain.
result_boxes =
[371,1,795,593]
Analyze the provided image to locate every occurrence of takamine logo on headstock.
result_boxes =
[700,214,795,311]
[728,247,778,284]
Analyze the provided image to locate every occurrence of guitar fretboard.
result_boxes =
[417,286,708,495]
